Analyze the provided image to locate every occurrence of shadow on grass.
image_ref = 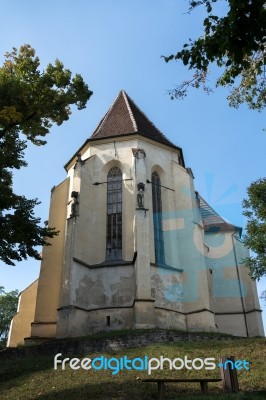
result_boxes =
[0,356,52,385]
[20,380,266,400]
[0,375,225,400]
[4,380,155,400]
[1,361,266,400]
[30,384,266,400]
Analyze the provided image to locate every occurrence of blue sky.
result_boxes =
[0,0,265,331]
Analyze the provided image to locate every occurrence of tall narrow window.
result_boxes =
[152,172,165,265]
[106,167,122,261]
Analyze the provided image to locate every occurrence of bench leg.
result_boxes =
[157,382,165,400]
[200,381,208,395]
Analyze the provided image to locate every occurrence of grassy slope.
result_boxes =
[0,335,265,400]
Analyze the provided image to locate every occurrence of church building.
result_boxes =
[8,91,264,346]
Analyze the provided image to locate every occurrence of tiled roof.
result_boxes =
[64,90,185,170]
[198,194,241,233]
[90,90,178,149]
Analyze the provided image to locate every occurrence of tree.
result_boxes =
[242,178,266,280]
[260,290,266,303]
[163,0,266,110]
[0,45,93,266]
[0,286,19,346]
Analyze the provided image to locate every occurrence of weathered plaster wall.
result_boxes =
[205,231,264,337]
[215,314,247,337]
[150,265,182,311]
[7,280,38,347]
[72,262,135,309]
[31,178,69,338]
[57,306,135,337]
[154,308,186,330]
[57,261,135,337]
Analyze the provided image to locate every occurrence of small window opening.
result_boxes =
[107,316,111,326]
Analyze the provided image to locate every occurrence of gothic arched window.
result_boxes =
[106,167,122,261]
[152,172,165,264]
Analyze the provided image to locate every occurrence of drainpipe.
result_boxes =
[231,233,249,337]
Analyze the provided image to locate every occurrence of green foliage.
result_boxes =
[0,45,93,266]
[260,289,266,302]
[0,286,19,343]
[164,1,266,110]
[243,178,266,280]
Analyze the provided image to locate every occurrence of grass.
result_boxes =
[0,334,265,399]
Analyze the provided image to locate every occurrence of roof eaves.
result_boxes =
[204,223,242,235]
[64,138,90,171]
[135,130,180,151]
[199,194,243,234]
[64,131,185,171]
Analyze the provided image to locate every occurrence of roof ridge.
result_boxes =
[92,91,123,138]
[124,91,171,142]
[122,90,138,132]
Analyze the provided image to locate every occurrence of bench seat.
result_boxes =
[142,378,222,399]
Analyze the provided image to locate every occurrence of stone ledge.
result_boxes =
[0,329,238,359]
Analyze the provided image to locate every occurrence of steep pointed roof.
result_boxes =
[198,194,242,234]
[90,90,179,149]
[65,90,184,170]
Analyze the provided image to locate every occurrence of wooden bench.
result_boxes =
[142,378,222,399]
